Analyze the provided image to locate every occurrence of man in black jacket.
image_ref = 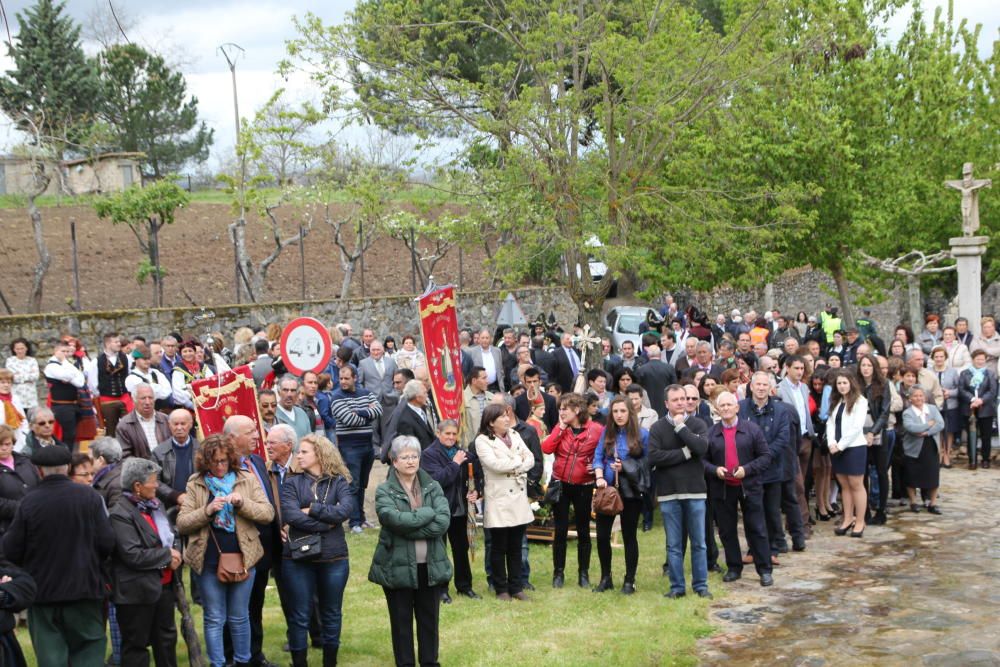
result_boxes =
[514,367,558,431]
[703,392,774,587]
[740,373,804,563]
[636,345,677,418]
[3,445,115,666]
[394,380,437,451]
[648,385,711,599]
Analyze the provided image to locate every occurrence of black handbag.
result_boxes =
[287,478,331,561]
[542,479,562,506]
[288,532,322,561]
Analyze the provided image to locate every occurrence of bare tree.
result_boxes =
[861,250,956,334]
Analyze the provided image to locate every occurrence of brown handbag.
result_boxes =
[592,464,624,516]
[209,528,249,583]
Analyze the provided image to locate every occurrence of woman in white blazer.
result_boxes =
[825,370,869,538]
[474,403,535,601]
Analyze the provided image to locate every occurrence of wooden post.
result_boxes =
[359,219,366,298]
[409,226,417,293]
[70,219,81,311]
[458,246,464,290]
[299,224,306,300]
[231,226,241,304]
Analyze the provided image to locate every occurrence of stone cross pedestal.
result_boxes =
[950,236,989,336]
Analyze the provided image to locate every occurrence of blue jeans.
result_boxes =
[660,499,708,594]
[198,567,256,666]
[340,442,375,527]
[281,558,349,651]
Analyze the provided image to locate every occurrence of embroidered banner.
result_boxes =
[192,365,266,458]
[417,286,464,422]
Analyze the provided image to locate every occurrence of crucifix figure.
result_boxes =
[945,162,991,236]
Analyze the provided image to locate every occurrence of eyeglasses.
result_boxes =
[686,397,699,401]
[211,459,229,466]
[35,420,55,425]
[72,471,95,479]
[396,455,420,462]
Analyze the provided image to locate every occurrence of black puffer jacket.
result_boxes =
[279,473,353,562]
[0,454,39,536]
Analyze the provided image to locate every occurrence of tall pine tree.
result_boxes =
[0,0,101,157]
[99,44,214,179]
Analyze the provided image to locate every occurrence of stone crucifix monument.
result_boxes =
[945,162,991,335]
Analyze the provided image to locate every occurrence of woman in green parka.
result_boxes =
[369,434,453,667]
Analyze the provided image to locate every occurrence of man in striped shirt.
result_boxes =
[328,365,383,533]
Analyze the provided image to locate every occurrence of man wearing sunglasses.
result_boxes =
[21,408,67,457]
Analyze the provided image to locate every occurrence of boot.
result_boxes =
[871,509,887,525]
[291,649,308,667]
[323,645,338,667]
[578,571,590,589]
[592,575,614,593]
[552,569,564,588]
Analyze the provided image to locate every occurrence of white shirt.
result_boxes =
[138,413,159,455]
[480,347,497,384]
[787,380,807,435]
[124,368,172,401]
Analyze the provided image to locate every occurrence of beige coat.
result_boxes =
[475,431,535,529]
[176,470,275,575]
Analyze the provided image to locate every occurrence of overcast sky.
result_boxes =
[1,0,998,170]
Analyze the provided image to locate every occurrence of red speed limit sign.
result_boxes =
[279,317,333,375]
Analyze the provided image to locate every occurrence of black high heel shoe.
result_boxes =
[850,526,865,538]
[817,510,832,522]
[834,521,856,536]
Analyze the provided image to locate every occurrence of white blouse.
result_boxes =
[5,356,39,410]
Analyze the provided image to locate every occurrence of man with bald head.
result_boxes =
[152,408,198,508]
[703,391,773,587]
[222,415,278,667]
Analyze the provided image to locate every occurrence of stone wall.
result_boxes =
[686,266,909,329]
[0,287,579,352]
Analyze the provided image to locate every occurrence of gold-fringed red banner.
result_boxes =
[192,365,266,458]
[418,286,464,422]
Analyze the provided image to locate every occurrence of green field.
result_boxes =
[15,521,717,666]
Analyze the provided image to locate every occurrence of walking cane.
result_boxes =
[173,573,205,667]
[170,512,205,667]
[467,462,478,562]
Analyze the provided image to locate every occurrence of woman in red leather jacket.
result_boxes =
[542,392,603,589]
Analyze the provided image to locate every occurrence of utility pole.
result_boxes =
[219,43,247,303]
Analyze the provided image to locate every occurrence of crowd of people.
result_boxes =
[0,302,996,666]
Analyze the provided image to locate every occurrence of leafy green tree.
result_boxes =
[285,0,803,342]
[0,0,101,156]
[98,44,213,179]
[94,181,190,307]
[723,0,998,323]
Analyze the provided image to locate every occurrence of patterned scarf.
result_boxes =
[124,492,175,548]
[0,394,24,431]
[204,471,237,532]
[970,367,987,390]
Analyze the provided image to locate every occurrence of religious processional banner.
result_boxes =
[418,286,464,422]
[192,365,267,459]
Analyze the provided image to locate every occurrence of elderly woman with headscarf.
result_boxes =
[91,436,124,510]
[110,457,182,667]
[369,435,451,667]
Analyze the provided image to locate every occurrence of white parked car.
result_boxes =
[605,306,658,351]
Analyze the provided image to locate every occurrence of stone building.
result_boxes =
[0,151,143,196]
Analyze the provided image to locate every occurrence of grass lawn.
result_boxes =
[15,517,718,666]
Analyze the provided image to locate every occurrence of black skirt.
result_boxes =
[903,437,940,490]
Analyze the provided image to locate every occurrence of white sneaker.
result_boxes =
[351,526,363,534]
